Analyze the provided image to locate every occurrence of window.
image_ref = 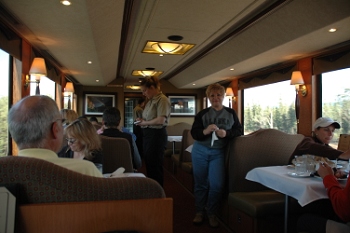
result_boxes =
[243,80,297,134]
[0,49,9,156]
[30,76,55,98]
[321,68,350,148]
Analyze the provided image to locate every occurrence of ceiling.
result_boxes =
[0,0,349,90]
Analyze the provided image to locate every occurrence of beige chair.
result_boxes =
[175,129,195,192]
[100,135,134,173]
[164,122,191,172]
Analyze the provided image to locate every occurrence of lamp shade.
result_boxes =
[29,58,47,78]
[64,82,74,93]
[140,70,156,77]
[151,42,183,54]
[225,87,234,96]
[290,71,304,85]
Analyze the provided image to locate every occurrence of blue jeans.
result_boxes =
[191,141,225,216]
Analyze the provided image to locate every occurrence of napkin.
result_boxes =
[211,131,218,147]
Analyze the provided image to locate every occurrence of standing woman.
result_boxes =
[136,77,171,186]
[191,83,242,228]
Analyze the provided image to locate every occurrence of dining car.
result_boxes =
[0,0,350,232]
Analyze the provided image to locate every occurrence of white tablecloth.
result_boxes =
[167,136,182,142]
[246,166,328,206]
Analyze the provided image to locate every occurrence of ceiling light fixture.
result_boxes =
[60,0,71,6]
[143,41,195,55]
[328,28,337,33]
[132,70,163,77]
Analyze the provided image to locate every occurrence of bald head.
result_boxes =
[8,95,62,150]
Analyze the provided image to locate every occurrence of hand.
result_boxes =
[204,124,218,135]
[317,162,334,179]
[338,149,350,160]
[215,129,226,138]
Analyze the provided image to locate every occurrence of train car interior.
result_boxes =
[0,0,350,232]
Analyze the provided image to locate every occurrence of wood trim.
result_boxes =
[18,198,173,233]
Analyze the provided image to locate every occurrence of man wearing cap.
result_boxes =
[289,117,350,163]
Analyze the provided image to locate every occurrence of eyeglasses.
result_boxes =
[66,138,76,144]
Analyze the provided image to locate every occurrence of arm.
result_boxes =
[318,163,350,222]
[291,137,342,161]
[191,109,211,141]
[224,108,243,139]
[138,116,166,126]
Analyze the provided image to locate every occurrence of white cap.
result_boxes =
[313,117,340,130]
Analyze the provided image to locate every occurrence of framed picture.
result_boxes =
[84,93,116,115]
[168,95,196,116]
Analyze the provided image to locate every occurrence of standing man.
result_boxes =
[8,95,103,177]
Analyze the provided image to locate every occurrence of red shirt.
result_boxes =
[323,175,350,222]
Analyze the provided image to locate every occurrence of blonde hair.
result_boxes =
[60,109,78,125]
[206,83,225,97]
[140,76,161,91]
[65,118,101,160]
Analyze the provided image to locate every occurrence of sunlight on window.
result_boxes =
[30,76,55,99]
[244,80,297,134]
[0,49,9,156]
[322,68,350,148]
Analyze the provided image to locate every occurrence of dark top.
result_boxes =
[58,145,103,164]
[101,128,136,167]
[288,136,343,163]
[191,107,243,149]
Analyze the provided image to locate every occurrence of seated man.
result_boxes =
[8,95,103,178]
[101,107,141,170]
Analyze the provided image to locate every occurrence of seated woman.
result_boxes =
[58,118,103,172]
[289,117,350,163]
[297,162,350,233]
[60,109,78,128]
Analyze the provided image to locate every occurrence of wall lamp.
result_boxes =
[290,71,307,96]
[225,87,235,108]
[290,71,307,122]
[24,58,47,95]
[63,82,74,109]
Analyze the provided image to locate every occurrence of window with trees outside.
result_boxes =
[0,49,9,156]
[244,80,297,135]
[321,68,350,148]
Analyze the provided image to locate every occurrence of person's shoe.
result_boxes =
[193,213,204,225]
[208,215,219,228]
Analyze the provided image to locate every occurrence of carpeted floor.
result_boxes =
[138,164,232,233]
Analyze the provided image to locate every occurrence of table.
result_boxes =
[167,136,183,155]
[246,166,328,233]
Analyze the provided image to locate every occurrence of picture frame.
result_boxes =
[84,93,116,115]
[168,95,196,116]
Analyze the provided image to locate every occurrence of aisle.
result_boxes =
[138,164,232,233]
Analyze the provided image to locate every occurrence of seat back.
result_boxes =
[0,156,165,204]
[100,135,134,173]
[166,122,191,151]
[181,129,195,163]
[228,129,304,193]
[338,134,350,151]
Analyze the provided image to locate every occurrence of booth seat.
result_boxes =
[224,129,304,233]
[164,122,191,172]
[0,156,172,233]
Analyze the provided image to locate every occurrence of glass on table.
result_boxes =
[294,155,307,175]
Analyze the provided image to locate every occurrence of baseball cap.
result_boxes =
[313,117,340,130]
